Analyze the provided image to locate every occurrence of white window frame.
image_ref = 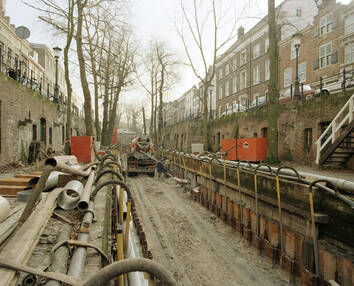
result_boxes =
[253,65,260,85]
[253,44,260,59]
[265,38,269,52]
[225,64,230,75]
[284,67,292,88]
[296,8,302,17]
[232,58,237,71]
[345,42,354,64]
[219,68,223,80]
[219,84,223,99]
[240,69,247,90]
[240,50,247,65]
[345,14,354,35]
[298,62,306,83]
[319,42,332,68]
[320,13,334,35]
[232,76,237,93]
[225,81,230,97]
[265,59,270,81]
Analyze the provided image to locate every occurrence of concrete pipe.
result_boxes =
[0,196,10,222]
[58,181,84,210]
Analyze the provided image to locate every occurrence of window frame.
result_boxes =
[319,42,332,68]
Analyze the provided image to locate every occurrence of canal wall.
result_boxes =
[161,151,354,286]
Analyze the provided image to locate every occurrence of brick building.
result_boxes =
[215,0,319,118]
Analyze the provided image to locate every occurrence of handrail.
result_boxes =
[315,94,354,164]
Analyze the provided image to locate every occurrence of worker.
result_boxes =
[155,161,164,179]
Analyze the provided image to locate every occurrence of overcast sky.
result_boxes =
[6,0,351,106]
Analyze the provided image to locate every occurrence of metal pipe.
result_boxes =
[45,223,71,286]
[45,158,90,177]
[83,258,178,286]
[19,165,55,224]
[78,171,96,211]
[67,202,94,279]
[58,180,84,210]
[116,228,124,286]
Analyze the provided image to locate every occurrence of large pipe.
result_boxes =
[45,223,71,286]
[45,158,90,177]
[0,196,10,222]
[67,202,94,279]
[58,180,84,210]
[83,258,178,286]
[78,171,96,211]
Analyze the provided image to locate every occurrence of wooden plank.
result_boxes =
[0,178,30,186]
[0,186,25,196]
[0,204,25,245]
[0,188,62,286]
[14,174,39,179]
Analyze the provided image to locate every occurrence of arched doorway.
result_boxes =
[40,118,46,145]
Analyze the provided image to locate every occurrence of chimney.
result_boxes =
[238,26,245,39]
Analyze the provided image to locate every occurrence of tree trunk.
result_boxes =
[76,0,94,136]
[107,84,121,145]
[203,84,210,150]
[158,65,165,145]
[266,0,279,163]
[154,93,157,144]
[64,0,74,154]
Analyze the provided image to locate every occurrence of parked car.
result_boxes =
[315,71,354,96]
[279,84,316,103]
[248,96,267,110]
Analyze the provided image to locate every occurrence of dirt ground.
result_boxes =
[128,175,289,286]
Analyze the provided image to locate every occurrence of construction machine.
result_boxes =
[127,135,156,176]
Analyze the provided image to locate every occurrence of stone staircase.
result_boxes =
[316,94,354,168]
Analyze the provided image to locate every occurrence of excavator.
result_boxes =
[127,135,156,176]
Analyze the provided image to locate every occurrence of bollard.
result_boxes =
[116,229,124,286]
[119,186,124,225]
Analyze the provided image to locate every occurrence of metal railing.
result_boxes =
[315,93,354,164]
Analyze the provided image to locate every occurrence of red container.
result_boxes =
[222,137,267,162]
[70,136,95,163]
[111,128,118,145]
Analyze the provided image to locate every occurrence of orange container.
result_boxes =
[111,128,118,145]
[222,137,267,162]
[70,136,95,163]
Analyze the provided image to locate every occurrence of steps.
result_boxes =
[316,94,354,168]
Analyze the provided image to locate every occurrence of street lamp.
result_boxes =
[209,84,214,119]
[53,46,62,103]
[292,32,302,100]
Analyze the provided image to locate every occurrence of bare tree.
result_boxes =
[177,0,238,150]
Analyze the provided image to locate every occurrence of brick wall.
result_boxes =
[0,73,85,166]
[162,90,353,168]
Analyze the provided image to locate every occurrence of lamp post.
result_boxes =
[209,84,214,119]
[292,32,302,100]
[53,46,62,103]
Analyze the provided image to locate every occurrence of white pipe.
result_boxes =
[58,180,84,210]
[173,177,190,184]
[0,196,10,222]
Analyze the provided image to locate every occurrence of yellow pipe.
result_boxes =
[124,200,132,251]
[119,186,124,225]
[209,164,212,177]
[276,176,284,253]
[116,229,124,286]
[35,158,39,171]
[254,174,259,236]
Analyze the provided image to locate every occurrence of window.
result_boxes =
[32,125,37,141]
[219,68,223,79]
[319,42,332,68]
[253,65,260,85]
[232,58,237,70]
[240,50,247,65]
[299,62,306,83]
[345,14,354,35]
[217,132,221,145]
[232,101,238,112]
[320,13,334,35]
[226,103,230,114]
[240,69,247,90]
[265,59,270,81]
[253,44,260,59]
[304,128,312,151]
[284,67,292,87]
[261,127,268,138]
[265,38,269,52]
[232,76,237,93]
[218,106,222,118]
[344,43,354,64]
[219,85,223,99]
[296,8,302,17]
[225,64,230,75]
[225,81,230,97]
